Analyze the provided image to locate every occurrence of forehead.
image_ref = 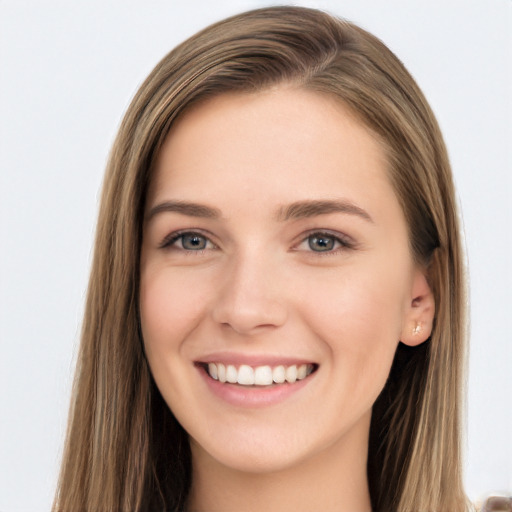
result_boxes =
[147,87,399,226]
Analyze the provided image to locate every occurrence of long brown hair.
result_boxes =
[53,6,469,511]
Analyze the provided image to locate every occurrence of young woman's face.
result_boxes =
[140,88,431,474]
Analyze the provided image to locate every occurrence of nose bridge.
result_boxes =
[212,244,287,333]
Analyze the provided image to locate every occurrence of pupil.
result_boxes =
[309,235,334,251]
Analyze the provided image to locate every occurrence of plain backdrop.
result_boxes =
[0,0,510,510]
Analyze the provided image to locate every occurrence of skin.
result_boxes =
[140,87,435,512]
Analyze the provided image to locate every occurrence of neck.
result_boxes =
[186,414,372,512]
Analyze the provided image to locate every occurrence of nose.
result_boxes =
[211,249,288,335]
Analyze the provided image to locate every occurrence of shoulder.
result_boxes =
[478,495,512,512]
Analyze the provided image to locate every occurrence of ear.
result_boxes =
[400,268,435,346]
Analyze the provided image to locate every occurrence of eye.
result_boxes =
[181,233,208,250]
[160,231,215,251]
[308,233,337,252]
[296,231,353,253]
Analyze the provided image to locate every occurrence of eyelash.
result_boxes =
[159,230,354,255]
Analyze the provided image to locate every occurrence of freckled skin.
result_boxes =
[139,87,434,511]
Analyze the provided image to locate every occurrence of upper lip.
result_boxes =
[195,352,318,367]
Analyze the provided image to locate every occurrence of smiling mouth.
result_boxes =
[198,362,318,386]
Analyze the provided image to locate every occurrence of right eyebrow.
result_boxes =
[276,199,374,223]
[145,200,222,222]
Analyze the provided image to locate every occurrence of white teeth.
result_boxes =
[205,362,315,386]
[217,363,226,383]
[226,365,237,383]
[208,363,218,380]
[237,365,254,385]
[272,365,286,384]
[254,366,273,386]
[285,365,298,383]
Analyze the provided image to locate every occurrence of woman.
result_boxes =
[53,6,470,511]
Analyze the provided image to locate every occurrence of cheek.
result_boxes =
[139,266,210,359]
[303,264,406,342]
[300,264,407,396]
[139,266,217,416]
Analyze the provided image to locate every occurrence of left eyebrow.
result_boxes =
[145,200,222,222]
[276,199,374,223]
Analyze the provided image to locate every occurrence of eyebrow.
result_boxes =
[146,198,373,224]
[146,200,222,222]
[276,199,373,223]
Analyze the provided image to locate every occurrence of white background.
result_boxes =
[0,0,510,510]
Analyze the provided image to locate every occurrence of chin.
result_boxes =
[195,440,313,475]
[188,417,357,476]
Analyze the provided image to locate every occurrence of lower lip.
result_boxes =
[197,365,316,408]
